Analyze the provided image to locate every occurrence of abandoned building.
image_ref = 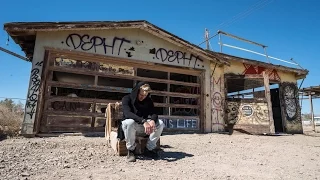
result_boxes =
[3,20,308,136]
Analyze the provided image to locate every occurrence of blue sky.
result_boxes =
[0,0,319,114]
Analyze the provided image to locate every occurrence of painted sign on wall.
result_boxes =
[242,63,281,81]
[160,118,198,129]
[227,101,269,125]
[242,105,253,117]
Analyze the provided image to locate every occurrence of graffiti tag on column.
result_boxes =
[149,48,204,68]
[26,61,43,119]
[211,76,223,126]
[65,34,131,56]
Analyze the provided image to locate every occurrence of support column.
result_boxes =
[263,71,275,134]
[309,94,315,132]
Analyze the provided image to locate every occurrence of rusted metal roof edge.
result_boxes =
[3,20,147,32]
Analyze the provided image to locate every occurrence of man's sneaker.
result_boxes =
[127,150,136,162]
[144,148,160,159]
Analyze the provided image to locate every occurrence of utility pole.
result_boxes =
[205,28,210,50]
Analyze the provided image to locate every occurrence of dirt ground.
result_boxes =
[1,128,320,180]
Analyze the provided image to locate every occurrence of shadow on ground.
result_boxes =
[0,134,7,141]
[136,144,194,162]
[159,151,194,162]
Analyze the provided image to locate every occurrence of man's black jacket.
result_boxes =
[117,82,158,140]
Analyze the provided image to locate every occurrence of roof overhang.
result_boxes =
[300,85,320,97]
[207,51,309,79]
[4,20,229,65]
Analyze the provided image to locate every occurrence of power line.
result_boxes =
[198,32,218,46]
[217,0,274,30]
[215,0,271,30]
[199,0,274,46]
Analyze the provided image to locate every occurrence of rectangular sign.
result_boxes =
[159,118,198,129]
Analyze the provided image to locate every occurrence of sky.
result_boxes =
[0,0,319,114]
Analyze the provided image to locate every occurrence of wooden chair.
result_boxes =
[105,102,160,156]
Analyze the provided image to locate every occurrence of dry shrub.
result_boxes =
[0,104,23,137]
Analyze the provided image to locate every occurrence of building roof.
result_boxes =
[206,50,308,78]
[3,20,308,78]
[3,20,227,65]
[300,85,320,97]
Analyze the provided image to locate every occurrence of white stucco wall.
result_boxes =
[22,28,213,135]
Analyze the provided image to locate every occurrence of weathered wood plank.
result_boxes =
[46,126,105,132]
[46,115,92,127]
[44,110,105,117]
[45,47,203,76]
[47,96,120,104]
[154,103,200,109]
[151,90,200,98]
[49,66,200,87]
[48,81,132,93]
[48,81,200,99]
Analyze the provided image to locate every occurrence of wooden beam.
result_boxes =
[48,81,200,99]
[49,66,200,87]
[45,47,203,76]
[44,110,105,117]
[263,71,275,134]
[309,94,316,132]
[154,103,200,109]
[47,96,119,104]
[48,81,132,93]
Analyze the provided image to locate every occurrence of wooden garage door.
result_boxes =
[38,49,204,133]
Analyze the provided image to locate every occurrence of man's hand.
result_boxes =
[148,120,156,132]
[143,122,152,135]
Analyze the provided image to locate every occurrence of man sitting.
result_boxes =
[118,82,164,162]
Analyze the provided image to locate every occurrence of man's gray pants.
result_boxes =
[121,119,165,151]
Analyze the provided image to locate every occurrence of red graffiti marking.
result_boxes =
[242,63,281,81]
[212,92,222,108]
[213,76,222,92]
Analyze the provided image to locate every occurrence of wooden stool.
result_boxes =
[105,103,160,156]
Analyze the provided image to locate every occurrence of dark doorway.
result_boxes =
[270,87,284,133]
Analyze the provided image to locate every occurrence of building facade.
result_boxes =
[4,20,308,136]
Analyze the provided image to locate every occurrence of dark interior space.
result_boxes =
[270,87,284,133]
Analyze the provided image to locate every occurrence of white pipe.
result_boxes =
[219,43,299,66]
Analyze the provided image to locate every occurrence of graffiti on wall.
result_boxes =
[211,75,224,129]
[51,101,92,112]
[149,48,204,68]
[242,63,281,81]
[55,58,98,71]
[226,101,269,125]
[64,34,134,58]
[253,104,269,123]
[281,82,299,121]
[171,86,199,116]
[26,61,43,119]
[226,101,240,124]
[99,63,134,76]
[55,57,134,75]
[242,105,253,117]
